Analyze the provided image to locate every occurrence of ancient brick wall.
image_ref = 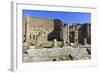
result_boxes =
[24,16,54,43]
[69,23,91,45]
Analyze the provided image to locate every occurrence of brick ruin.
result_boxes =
[69,23,91,45]
[22,16,91,49]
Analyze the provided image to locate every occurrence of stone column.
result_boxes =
[74,30,78,45]
[22,17,26,42]
[67,24,69,46]
[53,39,57,48]
[26,16,31,43]
[84,38,87,45]
[63,24,68,46]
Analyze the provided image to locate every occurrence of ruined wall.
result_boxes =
[23,16,66,42]
[29,16,54,33]
[24,16,54,45]
[69,23,91,45]
[22,17,26,42]
[60,23,69,46]
[23,16,91,48]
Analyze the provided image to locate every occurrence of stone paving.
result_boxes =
[23,45,91,62]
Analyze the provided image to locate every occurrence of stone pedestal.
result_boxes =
[84,38,87,45]
[52,39,57,48]
[29,46,35,49]
[62,40,67,47]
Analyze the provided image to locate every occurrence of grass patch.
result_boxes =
[44,41,63,48]
[35,41,63,48]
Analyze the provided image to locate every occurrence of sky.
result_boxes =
[23,10,91,25]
